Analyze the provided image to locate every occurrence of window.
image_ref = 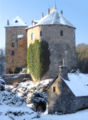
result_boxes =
[12,42,15,47]
[15,20,18,23]
[60,30,63,36]
[40,31,42,36]
[11,34,15,40]
[11,51,15,56]
[31,33,34,40]
[53,86,56,92]
[16,40,18,48]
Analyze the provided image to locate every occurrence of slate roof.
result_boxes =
[28,8,74,29]
[37,9,74,27]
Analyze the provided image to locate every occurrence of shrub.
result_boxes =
[27,40,50,81]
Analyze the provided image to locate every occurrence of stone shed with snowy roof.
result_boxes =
[5,16,27,73]
[46,66,88,114]
[27,7,77,78]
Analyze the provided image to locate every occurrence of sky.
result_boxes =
[0,0,88,49]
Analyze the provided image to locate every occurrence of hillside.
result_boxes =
[0,74,88,120]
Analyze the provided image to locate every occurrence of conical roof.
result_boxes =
[37,9,74,27]
[10,16,27,27]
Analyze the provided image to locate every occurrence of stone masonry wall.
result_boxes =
[72,96,88,112]
[2,73,31,85]
[47,77,88,114]
[41,25,77,78]
[27,25,77,78]
[47,77,75,114]
[6,26,27,73]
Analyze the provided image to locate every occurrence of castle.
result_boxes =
[5,8,88,115]
[5,7,77,78]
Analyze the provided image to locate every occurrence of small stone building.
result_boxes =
[27,7,77,78]
[46,66,88,114]
[5,17,27,73]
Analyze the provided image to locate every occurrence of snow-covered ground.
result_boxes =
[6,78,52,105]
[35,109,88,120]
[0,104,38,120]
[0,77,38,120]
[0,73,88,120]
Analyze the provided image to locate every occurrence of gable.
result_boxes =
[47,76,74,97]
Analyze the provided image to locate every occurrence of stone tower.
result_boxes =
[27,7,77,78]
[5,16,27,73]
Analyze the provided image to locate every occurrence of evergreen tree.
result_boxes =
[27,40,50,81]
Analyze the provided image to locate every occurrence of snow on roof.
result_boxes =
[36,9,74,27]
[59,12,74,27]
[17,34,24,39]
[10,16,27,27]
[64,73,88,97]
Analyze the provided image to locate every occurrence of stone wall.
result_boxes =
[5,26,27,73]
[41,25,77,78]
[27,24,77,78]
[72,96,88,112]
[47,77,75,114]
[2,73,31,85]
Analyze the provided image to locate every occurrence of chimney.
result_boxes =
[7,20,10,26]
[58,65,69,80]
[60,10,63,15]
[42,12,44,18]
[48,8,50,15]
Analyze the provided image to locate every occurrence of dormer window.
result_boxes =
[15,20,18,23]
[31,33,34,40]
[60,30,63,36]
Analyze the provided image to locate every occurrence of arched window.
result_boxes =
[31,33,34,40]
